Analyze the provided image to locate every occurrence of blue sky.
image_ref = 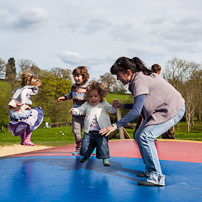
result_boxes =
[0,0,202,80]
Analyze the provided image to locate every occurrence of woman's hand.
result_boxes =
[112,99,124,108]
[99,126,115,137]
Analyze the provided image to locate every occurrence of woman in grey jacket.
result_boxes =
[100,57,185,186]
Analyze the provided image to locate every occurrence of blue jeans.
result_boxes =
[135,105,185,185]
[80,131,110,159]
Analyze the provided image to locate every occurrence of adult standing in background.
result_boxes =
[151,64,161,75]
[99,57,185,186]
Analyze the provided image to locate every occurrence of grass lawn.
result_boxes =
[106,93,133,103]
[0,122,202,146]
[0,127,75,147]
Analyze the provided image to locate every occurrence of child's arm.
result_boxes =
[69,103,87,115]
[105,101,117,113]
[16,103,31,110]
[17,89,32,110]
[58,91,72,103]
[77,88,86,94]
[58,96,67,103]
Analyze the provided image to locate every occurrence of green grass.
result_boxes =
[172,122,202,141]
[0,127,76,147]
[0,121,202,147]
[106,93,133,103]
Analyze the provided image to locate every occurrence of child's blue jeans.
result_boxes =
[80,131,110,159]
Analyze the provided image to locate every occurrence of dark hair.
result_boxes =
[73,66,89,82]
[151,64,161,74]
[110,57,152,76]
[85,80,108,102]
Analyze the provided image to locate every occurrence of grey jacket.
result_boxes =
[12,85,38,105]
[129,72,185,126]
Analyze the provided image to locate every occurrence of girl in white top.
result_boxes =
[69,80,117,166]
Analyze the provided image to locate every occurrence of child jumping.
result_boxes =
[8,71,43,146]
[69,80,117,166]
[58,66,90,155]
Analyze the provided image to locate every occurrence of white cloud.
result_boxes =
[0,7,50,30]
[16,7,50,29]
[0,9,16,28]
[0,0,202,80]
[58,50,110,68]
[58,51,84,65]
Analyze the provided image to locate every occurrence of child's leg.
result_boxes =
[72,116,85,154]
[95,133,110,166]
[23,129,35,146]
[80,132,95,163]
[20,131,25,145]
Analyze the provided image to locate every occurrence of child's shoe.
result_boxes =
[92,148,96,155]
[103,158,110,166]
[80,157,89,163]
[23,132,34,146]
[72,151,79,155]
[23,140,35,146]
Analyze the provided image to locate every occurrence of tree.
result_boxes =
[0,80,12,130]
[8,57,16,73]
[0,58,6,79]
[100,73,117,92]
[5,58,17,90]
[189,68,202,123]
[163,57,201,132]
[163,57,189,90]
[183,80,197,132]
[113,80,127,94]
[18,59,37,73]
[51,67,72,81]
[37,70,73,123]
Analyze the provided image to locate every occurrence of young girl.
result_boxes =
[8,71,43,146]
[69,80,117,166]
[58,66,90,155]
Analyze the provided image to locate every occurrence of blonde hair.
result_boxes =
[21,71,41,87]
[86,80,108,102]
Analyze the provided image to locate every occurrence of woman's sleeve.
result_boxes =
[115,94,145,128]
[124,104,133,109]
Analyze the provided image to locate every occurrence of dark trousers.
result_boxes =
[80,131,110,159]
[72,115,85,152]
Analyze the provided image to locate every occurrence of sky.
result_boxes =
[0,0,202,80]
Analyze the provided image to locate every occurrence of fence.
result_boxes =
[49,121,72,128]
